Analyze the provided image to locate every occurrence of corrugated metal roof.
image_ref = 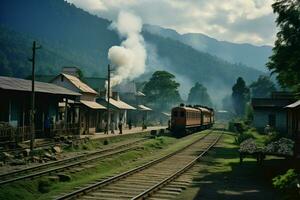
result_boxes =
[99,98,136,110]
[109,98,136,110]
[136,91,146,96]
[162,112,171,117]
[62,73,98,94]
[0,76,81,96]
[285,100,300,108]
[138,104,152,111]
[80,100,106,109]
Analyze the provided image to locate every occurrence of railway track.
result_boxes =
[56,130,222,200]
[0,137,149,186]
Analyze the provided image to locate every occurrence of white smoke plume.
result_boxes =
[108,11,146,86]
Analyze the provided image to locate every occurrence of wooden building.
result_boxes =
[97,92,136,130]
[52,73,106,134]
[286,100,300,157]
[0,76,80,141]
[251,98,295,133]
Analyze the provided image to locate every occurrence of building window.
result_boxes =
[268,114,276,127]
[61,75,64,82]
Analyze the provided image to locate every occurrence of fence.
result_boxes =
[0,122,80,143]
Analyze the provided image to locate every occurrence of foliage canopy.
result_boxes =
[187,82,212,107]
[267,0,300,92]
[143,71,181,111]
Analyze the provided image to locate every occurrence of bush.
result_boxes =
[264,138,294,156]
[272,169,300,199]
[239,139,258,153]
[103,139,109,145]
[38,180,51,193]
[235,132,254,144]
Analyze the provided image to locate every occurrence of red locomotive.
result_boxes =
[171,104,214,136]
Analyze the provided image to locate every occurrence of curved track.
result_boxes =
[57,130,222,200]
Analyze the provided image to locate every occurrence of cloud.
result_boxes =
[66,0,277,45]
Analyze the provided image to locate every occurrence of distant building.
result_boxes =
[0,76,80,141]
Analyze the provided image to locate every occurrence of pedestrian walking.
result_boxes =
[110,120,115,134]
[104,120,108,134]
[118,120,123,134]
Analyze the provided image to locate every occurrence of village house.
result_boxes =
[251,92,298,133]
[97,91,136,130]
[0,76,80,142]
[285,100,300,156]
[115,82,152,126]
[51,73,106,135]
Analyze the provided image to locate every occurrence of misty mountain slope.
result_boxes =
[143,31,263,99]
[144,24,272,71]
[0,0,264,104]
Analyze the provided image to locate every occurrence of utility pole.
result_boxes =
[28,41,41,151]
[106,64,111,134]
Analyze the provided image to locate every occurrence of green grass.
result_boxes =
[176,132,286,200]
[63,131,150,153]
[0,130,210,200]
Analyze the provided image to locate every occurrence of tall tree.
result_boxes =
[232,77,250,116]
[267,0,300,92]
[250,75,277,98]
[143,71,181,111]
[187,82,212,107]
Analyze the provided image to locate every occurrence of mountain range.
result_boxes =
[0,0,271,104]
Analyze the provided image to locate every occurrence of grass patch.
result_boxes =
[177,132,286,200]
[0,130,211,200]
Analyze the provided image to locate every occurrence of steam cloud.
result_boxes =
[108,11,146,86]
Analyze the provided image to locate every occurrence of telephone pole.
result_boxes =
[29,41,41,151]
[106,64,111,134]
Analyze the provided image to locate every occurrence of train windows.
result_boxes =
[173,111,178,117]
[180,111,185,117]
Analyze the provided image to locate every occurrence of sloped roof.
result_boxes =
[162,112,171,117]
[252,98,294,108]
[99,98,136,110]
[136,91,146,96]
[0,76,81,96]
[80,100,106,110]
[285,100,300,108]
[138,104,152,111]
[62,73,98,94]
[109,98,136,110]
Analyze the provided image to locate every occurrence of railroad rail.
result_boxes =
[56,130,222,200]
[0,137,149,186]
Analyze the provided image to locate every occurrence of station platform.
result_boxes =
[80,126,167,140]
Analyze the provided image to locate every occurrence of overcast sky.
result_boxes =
[66,0,277,46]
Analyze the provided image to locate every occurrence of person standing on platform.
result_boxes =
[110,120,115,134]
[118,119,123,134]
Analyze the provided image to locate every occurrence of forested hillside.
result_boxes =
[0,0,264,102]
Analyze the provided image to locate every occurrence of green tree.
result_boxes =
[187,82,212,107]
[250,75,277,98]
[143,71,182,111]
[267,0,300,92]
[232,77,250,116]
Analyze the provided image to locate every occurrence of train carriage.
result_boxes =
[171,104,214,136]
